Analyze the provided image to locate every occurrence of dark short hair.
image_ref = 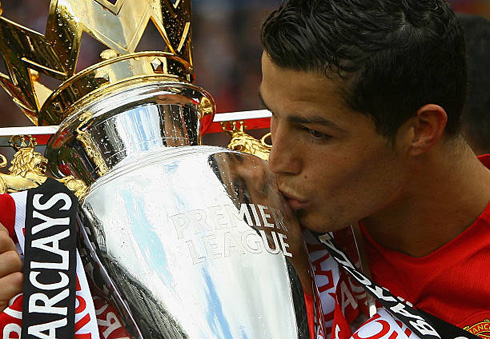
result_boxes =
[261,0,467,139]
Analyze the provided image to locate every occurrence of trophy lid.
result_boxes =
[0,0,210,126]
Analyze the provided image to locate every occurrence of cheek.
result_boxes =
[346,155,405,209]
[305,165,357,208]
[311,152,398,199]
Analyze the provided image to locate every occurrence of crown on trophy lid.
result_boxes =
[0,0,198,126]
[9,134,38,151]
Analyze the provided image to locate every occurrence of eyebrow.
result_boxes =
[257,87,270,111]
[258,87,346,132]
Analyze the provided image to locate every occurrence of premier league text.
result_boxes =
[170,203,293,264]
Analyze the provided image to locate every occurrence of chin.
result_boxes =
[297,215,328,233]
[299,213,350,234]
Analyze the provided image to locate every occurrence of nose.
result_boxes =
[267,119,301,175]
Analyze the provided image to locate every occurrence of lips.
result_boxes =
[279,189,309,211]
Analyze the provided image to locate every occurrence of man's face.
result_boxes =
[259,53,410,233]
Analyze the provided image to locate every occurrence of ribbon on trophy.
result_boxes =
[0,182,100,339]
[21,178,78,339]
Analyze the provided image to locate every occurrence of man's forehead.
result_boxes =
[258,84,348,133]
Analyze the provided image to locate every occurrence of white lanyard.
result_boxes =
[314,232,479,339]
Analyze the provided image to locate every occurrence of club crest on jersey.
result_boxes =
[464,319,490,339]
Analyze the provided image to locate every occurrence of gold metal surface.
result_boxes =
[0,135,87,198]
[0,0,194,125]
[75,112,109,177]
[221,121,272,161]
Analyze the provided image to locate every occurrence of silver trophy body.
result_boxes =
[0,1,321,337]
[45,80,319,338]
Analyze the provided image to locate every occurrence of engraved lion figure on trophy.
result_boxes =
[0,137,48,193]
[221,121,272,161]
[0,135,88,198]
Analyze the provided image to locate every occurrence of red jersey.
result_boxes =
[361,155,490,338]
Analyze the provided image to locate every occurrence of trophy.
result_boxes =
[0,1,323,338]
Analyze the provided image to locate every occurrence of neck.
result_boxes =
[363,140,490,257]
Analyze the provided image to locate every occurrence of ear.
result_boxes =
[409,104,448,156]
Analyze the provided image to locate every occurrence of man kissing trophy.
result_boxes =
[0,0,324,338]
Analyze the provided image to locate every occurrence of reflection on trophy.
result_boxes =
[0,0,323,338]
